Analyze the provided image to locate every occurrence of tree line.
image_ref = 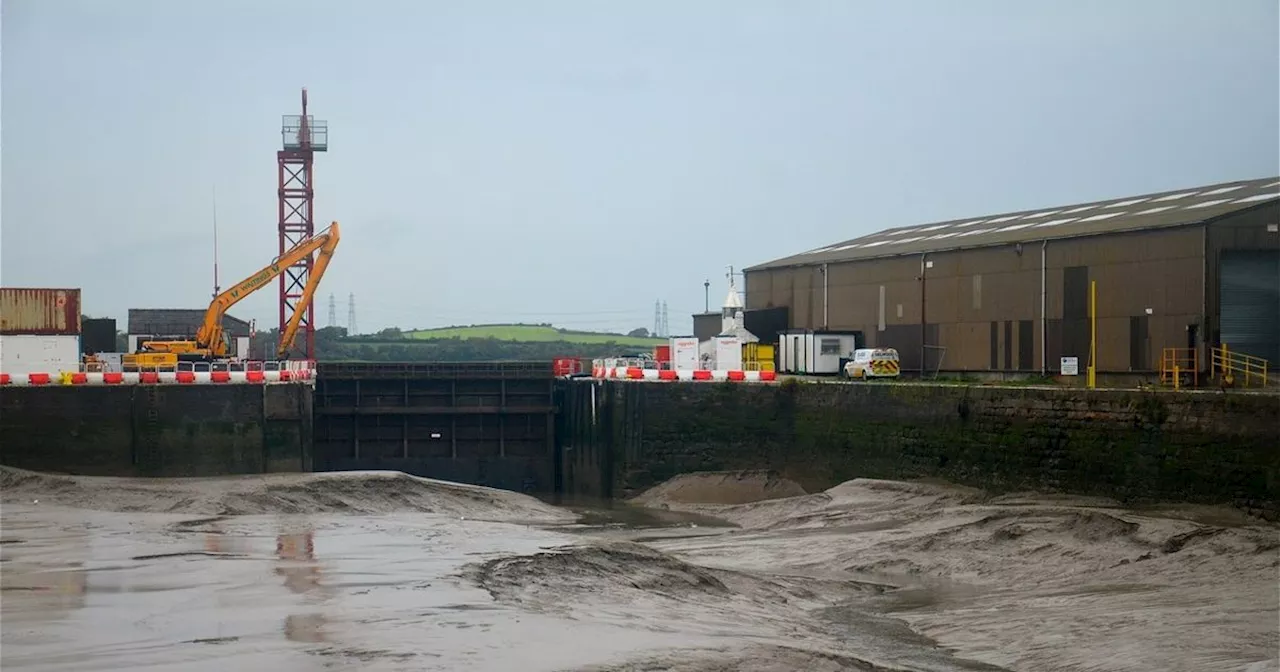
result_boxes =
[251,326,646,362]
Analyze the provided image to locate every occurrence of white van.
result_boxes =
[843,348,901,379]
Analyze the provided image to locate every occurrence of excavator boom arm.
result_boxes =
[276,223,341,359]
[194,221,342,357]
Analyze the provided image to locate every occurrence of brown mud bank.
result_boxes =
[628,469,808,507]
[5,465,1275,672]
[2,467,1005,672]
[624,471,1280,672]
[0,465,575,524]
[465,541,1007,672]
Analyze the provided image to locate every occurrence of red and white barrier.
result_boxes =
[1,372,53,386]
[590,362,777,383]
[0,360,317,387]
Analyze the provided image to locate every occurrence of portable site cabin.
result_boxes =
[777,329,863,374]
[669,336,700,370]
[698,337,745,370]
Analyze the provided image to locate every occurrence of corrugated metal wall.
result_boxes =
[744,226,1209,373]
[1045,228,1204,373]
[1220,251,1280,364]
[0,288,81,335]
[1206,202,1280,365]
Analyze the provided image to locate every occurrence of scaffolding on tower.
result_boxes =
[277,88,329,360]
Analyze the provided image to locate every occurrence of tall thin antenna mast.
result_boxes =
[212,186,220,299]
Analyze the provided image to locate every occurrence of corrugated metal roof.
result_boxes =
[746,176,1280,271]
[128,309,252,338]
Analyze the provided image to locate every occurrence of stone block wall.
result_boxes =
[567,380,1280,517]
[0,384,313,477]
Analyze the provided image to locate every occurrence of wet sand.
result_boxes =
[2,467,1276,671]
[634,474,1280,672]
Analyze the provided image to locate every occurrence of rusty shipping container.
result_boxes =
[0,288,82,335]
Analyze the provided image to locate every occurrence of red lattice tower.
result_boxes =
[277,88,328,360]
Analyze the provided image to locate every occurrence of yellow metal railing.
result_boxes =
[1211,343,1270,388]
[1159,348,1199,389]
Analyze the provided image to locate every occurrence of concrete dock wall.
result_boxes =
[561,380,1280,517]
[0,384,312,477]
[7,373,1277,518]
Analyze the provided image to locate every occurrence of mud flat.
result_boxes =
[465,540,1010,671]
[4,466,1276,671]
[0,465,575,524]
[0,467,1005,672]
[0,468,624,672]
[630,474,1280,672]
[628,469,808,507]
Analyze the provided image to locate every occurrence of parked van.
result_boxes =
[843,348,901,379]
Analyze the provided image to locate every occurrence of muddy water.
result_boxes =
[0,507,719,672]
[2,469,1277,672]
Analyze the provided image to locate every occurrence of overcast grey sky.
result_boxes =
[3,0,1277,335]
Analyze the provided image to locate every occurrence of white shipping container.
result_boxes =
[1,334,82,375]
[714,336,743,370]
[669,337,700,371]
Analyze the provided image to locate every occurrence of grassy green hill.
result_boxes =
[406,324,664,347]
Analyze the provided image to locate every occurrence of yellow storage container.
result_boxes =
[742,343,776,371]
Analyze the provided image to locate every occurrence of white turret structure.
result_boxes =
[717,266,757,343]
[699,266,758,370]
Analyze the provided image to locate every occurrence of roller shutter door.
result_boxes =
[1219,250,1280,365]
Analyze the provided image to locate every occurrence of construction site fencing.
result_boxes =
[0,360,316,387]
[590,358,778,383]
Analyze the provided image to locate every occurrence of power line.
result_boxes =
[347,293,357,335]
[305,296,700,334]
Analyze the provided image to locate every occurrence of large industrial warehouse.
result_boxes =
[743,176,1280,376]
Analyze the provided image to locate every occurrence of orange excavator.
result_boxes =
[127,221,341,369]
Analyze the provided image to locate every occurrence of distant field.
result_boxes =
[407,324,664,347]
